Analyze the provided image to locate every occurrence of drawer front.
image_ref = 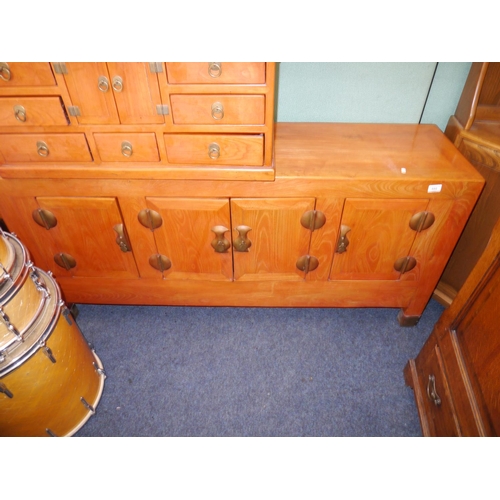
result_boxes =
[0,63,56,87]
[459,138,500,170]
[415,342,461,436]
[166,63,266,84]
[0,97,68,126]
[164,134,263,166]
[170,95,265,125]
[94,133,159,162]
[0,134,92,162]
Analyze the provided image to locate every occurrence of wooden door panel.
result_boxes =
[330,198,429,280]
[231,198,315,281]
[62,63,119,125]
[106,63,164,124]
[145,197,232,281]
[35,197,138,278]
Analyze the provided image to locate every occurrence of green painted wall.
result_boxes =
[275,62,472,131]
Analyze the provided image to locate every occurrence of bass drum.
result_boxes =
[0,232,49,352]
[0,268,105,437]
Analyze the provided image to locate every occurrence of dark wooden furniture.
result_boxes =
[435,62,500,307]
[405,215,500,436]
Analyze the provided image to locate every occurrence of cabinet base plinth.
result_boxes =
[397,310,421,327]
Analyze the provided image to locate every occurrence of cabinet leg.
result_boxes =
[397,309,421,327]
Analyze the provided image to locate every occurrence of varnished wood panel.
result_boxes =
[231,197,315,281]
[145,197,233,280]
[0,97,68,126]
[170,95,265,125]
[0,63,55,87]
[35,197,139,279]
[166,63,266,84]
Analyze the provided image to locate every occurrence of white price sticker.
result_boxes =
[428,184,442,193]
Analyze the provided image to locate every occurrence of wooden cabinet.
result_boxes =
[0,61,276,180]
[435,62,500,306]
[0,63,485,325]
[405,216,500,436]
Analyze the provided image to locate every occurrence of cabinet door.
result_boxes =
[144,197,232,281]
[106,63,164,124]
[231,198,315,281]
[33,197,138,278]
[330,198,429,280]
[61,63,120,125]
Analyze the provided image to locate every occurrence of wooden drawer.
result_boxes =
[415,341,461,436]
[0,97,68,126]
[166,63,266,84]
[459,138,500,170]
[94,133,159,162]
[0,133,92,162]
[164,134,264,166]
[170,95,265,125]
[0,63,56,87]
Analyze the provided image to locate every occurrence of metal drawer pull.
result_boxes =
[208,142,220,160]
[97,75,109,92]
[426,374,442,406]
[211,226,230,253]
[233,225,252,252]
[0,62,11,81]
[208,62,222,78]
[211,102,224,120]
[121,141,133,157]
[36,141,49,157]
[14,105,26,122]
[112,75,123,92]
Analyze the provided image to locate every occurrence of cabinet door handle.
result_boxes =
[208,62,222,78]
[98,75,109,92]
[426,374,441,406]
[113,224,132,252]
[14,105,26,122]
[233,225,252,252]
[336,225,351,253]
[211,225,231,253]
[112,75,124,92]
[0,62,11,81]
[54,253,77,270]
[211,102,224,120]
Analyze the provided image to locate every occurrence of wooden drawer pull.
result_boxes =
[0,62,11,81]
[36,141,49,157]
[426,374,441,406]
[211,102,224,120]
[14,105,26,122]
[121,141,133,157]
[208,62,222,78]
[208,142,220,160]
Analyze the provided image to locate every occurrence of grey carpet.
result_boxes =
[74,300,444,437]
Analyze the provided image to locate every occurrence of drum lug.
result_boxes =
[29,265,50,298]
[80,397,95,414]
[40,343,56,363]
[46,428,58,437]
[0,307,23,341]
[0,262,12,282]
[62,304,73,325]
[93,361,107,378]
[0,382,13,398]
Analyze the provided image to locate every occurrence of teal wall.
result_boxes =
[276,62,472,131]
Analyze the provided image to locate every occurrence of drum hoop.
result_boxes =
[0,269,62,377]
[0,234,30,305]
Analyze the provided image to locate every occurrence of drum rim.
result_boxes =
[0,232,15,282]
[0,268,62,377]
[0,233,31,305]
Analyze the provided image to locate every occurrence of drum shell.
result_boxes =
[0,228,14,274]
[1,232,48,354]
[0,270,104,437]
[0,230,18,290]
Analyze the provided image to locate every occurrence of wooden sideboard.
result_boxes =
[405,215,500,436]
[0,62,485,326]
